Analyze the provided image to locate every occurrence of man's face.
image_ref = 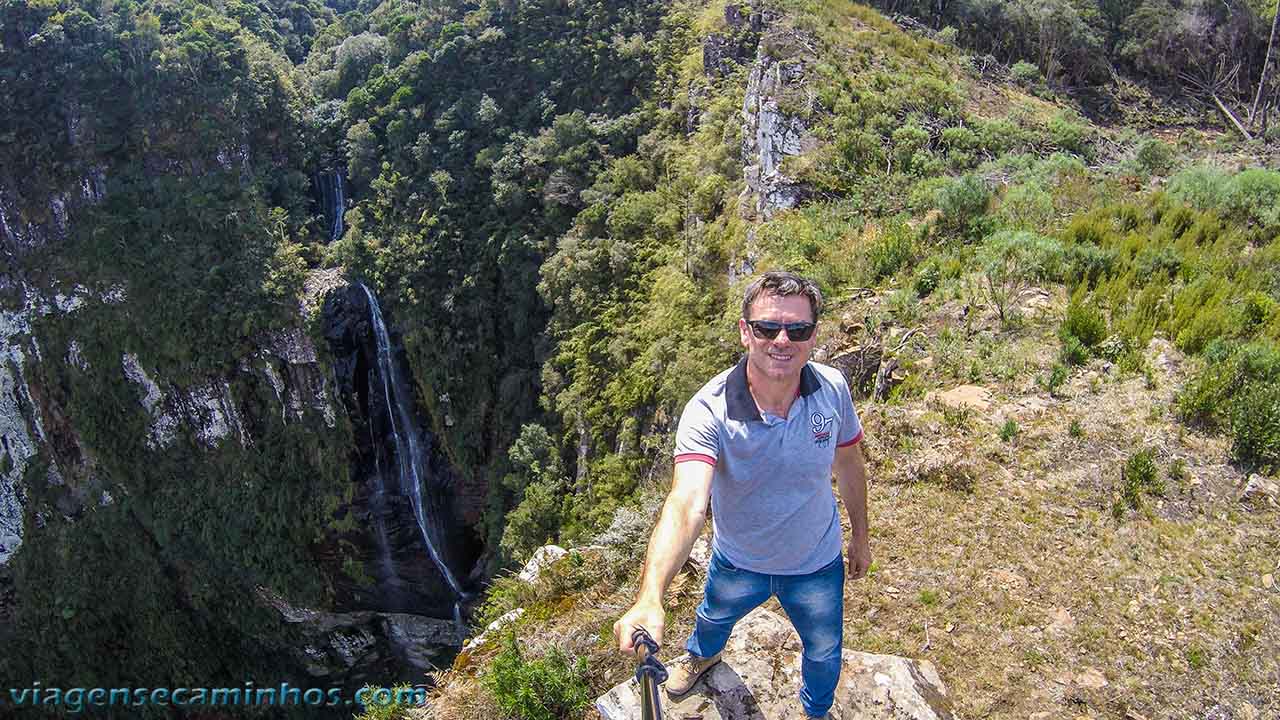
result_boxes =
[738,293,817,384]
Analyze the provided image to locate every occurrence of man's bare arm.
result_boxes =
[834,442,871,579]
[613,460,713,653]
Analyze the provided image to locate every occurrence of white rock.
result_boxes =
[121,352,178,449]
[597,607,953,720]
[461,608,525,654]
[517,544,568,583]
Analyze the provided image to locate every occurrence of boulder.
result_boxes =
[597,607,953,720]
[1239,474,1279,509]
[517,544,569,583]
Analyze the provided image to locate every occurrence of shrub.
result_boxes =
[1230,380,1280,470]
[996,182,1055,231]
[1166,164,1230,212]
[1010,61,1043,87]
[973,117,1028,156]
[1042,363,1069,395]
[1114,447,1162,517]
[1047,111,1092,157]
[892,124,931,173]
[1060,334,1088,366]
[484,635,591,720]
[1243,291,1277,330]
[976,230,1065,323]
[914,258,941,297]
[1060,288,1107,349]
[932,174,992,240]
[1134,137,1175,175]
[1068,418,1084,438]
[1222,168,1280,240]
[999,418,1019,442]
[1062,243,1116,287]
[866,219,916,281]
[940,126,978,153]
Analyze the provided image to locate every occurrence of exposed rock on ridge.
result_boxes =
[740,25,820,219]
[597,606,953,720]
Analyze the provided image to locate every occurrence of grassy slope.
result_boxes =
[407,0,1280,718]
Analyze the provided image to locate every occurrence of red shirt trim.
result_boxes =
[836,428,864,448]
[674,453,717,467]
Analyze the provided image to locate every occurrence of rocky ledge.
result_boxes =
[597,606,953,720]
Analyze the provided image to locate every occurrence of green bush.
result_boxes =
[1010,61,1042,87]
[1177,340,1280,437]
[866,219,916,281]
[1061,243,1116,287]
[998,182,1055,231]
[931,173,992,240]
[1114,447,1162,517]
[1166,164,1230,212]
[976,229,1065,323]
[1230,381,1280,470]
[484,635,591,720]
[1047,111,1092,158]
[1060,288,1107,349]
[914,258,941,297]
[1134,137,1175,175]
[1060,334,1088,366]
[892,123,931,173]
[999,418,1019,442]
[1223,168,1280,240]
[1043,363,1069,395]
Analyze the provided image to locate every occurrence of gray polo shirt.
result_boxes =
[674,358,863,575]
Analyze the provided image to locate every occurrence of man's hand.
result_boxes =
[613,600,666,654]
[847,534,871,580]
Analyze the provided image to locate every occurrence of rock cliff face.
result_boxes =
[0,266,479,690]
[739,25,820,219]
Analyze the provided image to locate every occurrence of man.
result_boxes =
[613,271,872,719]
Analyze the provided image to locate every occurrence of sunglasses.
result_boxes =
[745,319,817,342]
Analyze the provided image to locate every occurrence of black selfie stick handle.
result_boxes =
[632,627,667,720]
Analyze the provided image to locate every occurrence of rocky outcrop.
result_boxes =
[739,26,820,219]
[1239,474,1278,509]
[597,607,953,720]
[259,587,464,681]
[702,4,769,79]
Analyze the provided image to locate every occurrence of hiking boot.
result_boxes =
[662,651,722,696]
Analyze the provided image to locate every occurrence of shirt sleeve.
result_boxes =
[834,374,864,447]
[673,395,719,466]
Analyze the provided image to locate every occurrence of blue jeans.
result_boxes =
[686,548,844,717]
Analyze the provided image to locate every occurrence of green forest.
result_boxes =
[1,0,1278,715]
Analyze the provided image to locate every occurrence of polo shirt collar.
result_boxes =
[726,356,822,422]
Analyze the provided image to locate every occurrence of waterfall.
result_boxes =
[359,284,464,606]
[317,170,346,243]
